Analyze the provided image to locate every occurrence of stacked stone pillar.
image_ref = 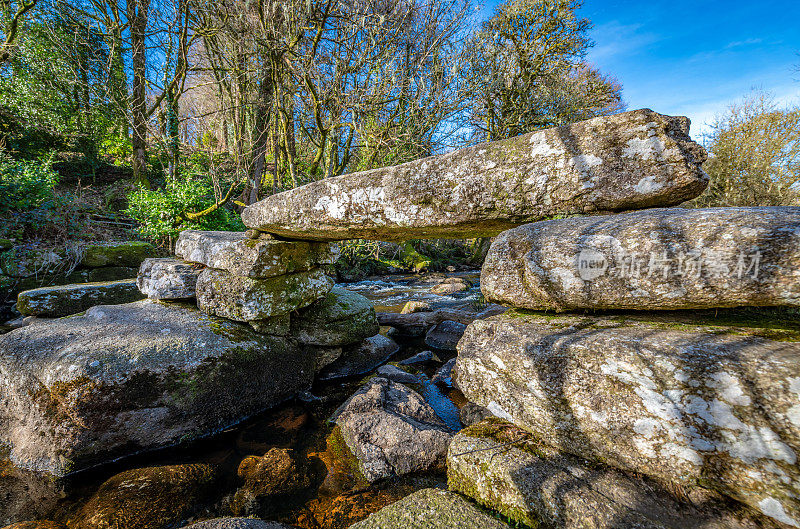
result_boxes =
[453,206,800,528]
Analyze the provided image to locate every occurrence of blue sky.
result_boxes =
[481,0,800,141]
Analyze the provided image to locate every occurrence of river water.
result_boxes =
[0,271,482,528]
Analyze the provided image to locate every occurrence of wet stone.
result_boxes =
[318,334,400,380]
[424,320,467,351]
[68,464,216,529]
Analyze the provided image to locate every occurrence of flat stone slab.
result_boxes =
[349,488,511,529]
[175,230,337,278]
[292,287,379,346]
[332,377,453,482]
[0,300,317,477]
[241,109,708,241]
[454,311,800,527]
[482,206,800,311]
[16,280,145,317]
[449,419,779,529]
[79,241,157,268]
[196,268,333,322]
[137,258,202,300]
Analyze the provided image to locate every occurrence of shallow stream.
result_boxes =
[0,271,482,528]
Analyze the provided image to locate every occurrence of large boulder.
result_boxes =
[349,488,511,529]
[482,206,800,311]
[332,377,453,482]
[241,109,708,241]
[0,300,318,477]
[292,287,379,346]
[16,280,145,317]
[455,310,800,527]
[196,268,333,322]
[137,258,202,300]
[67,464,216,529]
[449,419,778,529]
[175,230,337,278]
[79,241,157,268]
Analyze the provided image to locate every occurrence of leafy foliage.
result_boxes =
[126,175,244,244]
[692,91,800,207]
[467,0,624,141]
[0,152,58,212]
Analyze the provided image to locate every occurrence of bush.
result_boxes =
[126,176,244,246]
[0,153,59,213]
[691,91,800,207]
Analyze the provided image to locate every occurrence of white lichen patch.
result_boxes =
[759,497,800,527]
[622,136,668,160]
[600,357,798,471]
[633,175,664,194]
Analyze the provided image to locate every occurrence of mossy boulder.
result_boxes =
[455,311,800,527]
[448,419,780,529]
[241,109,708,241]
[0,239,13,251]
[349,488,511,528]
[0,300,319,477]
[79,241,157,268]
[67,464,216,529]
[292,287,379,346]
[196,268,334,322]
[482,206,800,311]
[249,314,291,336]
[85,266,138,282]
[16,280,145,317]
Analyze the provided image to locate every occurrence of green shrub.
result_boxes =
[126,176,244,245]
[0,153,59,213]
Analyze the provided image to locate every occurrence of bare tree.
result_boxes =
[0,0,36,64]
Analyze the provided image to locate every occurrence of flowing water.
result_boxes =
[0,271,481,528]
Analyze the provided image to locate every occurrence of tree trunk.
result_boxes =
[127,0,150,188]
[245,62,273,205]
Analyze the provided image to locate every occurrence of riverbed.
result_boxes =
[0,271,482,528]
